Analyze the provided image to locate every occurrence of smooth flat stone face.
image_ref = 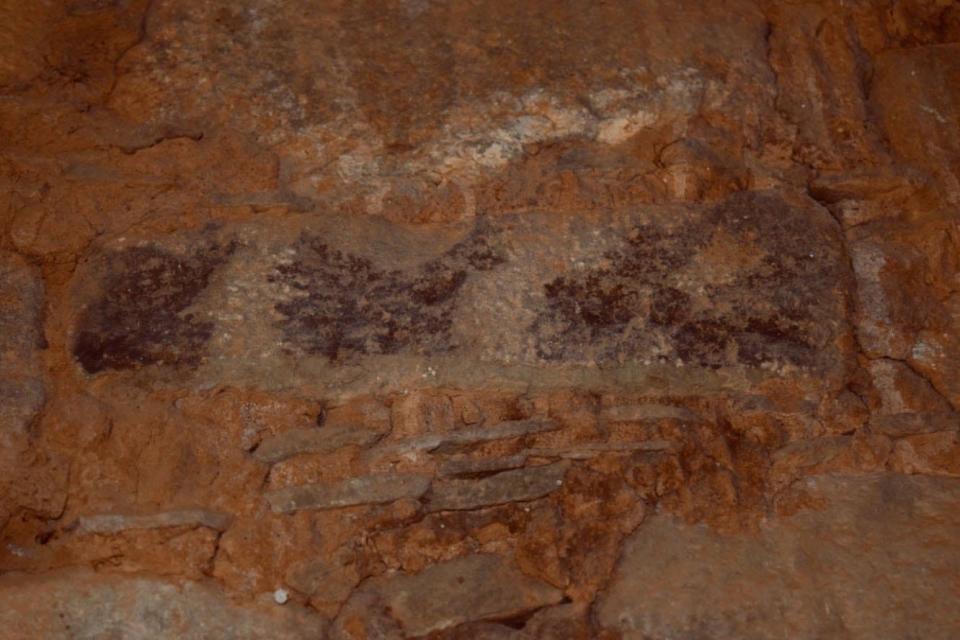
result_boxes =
[69,191,850,395]
[0,252,45,472]
[76,509,232,534]
[362,554,564,637]
[253,424,386,464]
[596,474,960,639]
[427,461,571,512]
[0,570,326,640]
[265,473,432,513]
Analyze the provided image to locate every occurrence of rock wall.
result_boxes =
[1,1,959,638]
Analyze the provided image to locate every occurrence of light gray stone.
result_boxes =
[868,411,959,437]
[0,569,327,639]
[254,424,385,464]
[266,473,431,513]
[372,419,559,461]
[0,251,44,441]
[526,440,673,459]
[360,554,563,637]
[439,453,529,477]
[596,474,960,639]
[77,509,232,534]
[428,462,569,511]
[0,251,44,371]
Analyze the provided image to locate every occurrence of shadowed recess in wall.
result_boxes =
[269,224,504,360]
[531,192,845,368]
[73,242,237,373]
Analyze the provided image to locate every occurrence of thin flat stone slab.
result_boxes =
[0,569,326,640]
[526,440,673,459]
[597,474,960,639]
[371,419,559,461]
[600,404,702,423]
[77,509,232,534]
[427,462,569,512]
[253,424,385,464]
[363,554,564,637]
[438,454,530,477]
[266,473,431,514]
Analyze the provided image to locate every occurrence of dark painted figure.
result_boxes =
[532,192,842,368]
[74,242,235,373]
[270,225,503,360]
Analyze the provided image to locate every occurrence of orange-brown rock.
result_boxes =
[1,0,959,637]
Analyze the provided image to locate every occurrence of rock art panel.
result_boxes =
[67,191,851,395]
[3,0,960,637]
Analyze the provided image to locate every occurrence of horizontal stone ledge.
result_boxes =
[253,424,386,464]
[438,441,672,475]
[427,461,570,512]
[369,418,559,462]
[266,473,432,514]
[600,403,703,423]
[438,453,530,477]
[75,509,233,534]
[526,439,674,459]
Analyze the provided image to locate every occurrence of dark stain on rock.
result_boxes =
[532,192,843,368]
[270,225,503,360]
[74,242,236,374]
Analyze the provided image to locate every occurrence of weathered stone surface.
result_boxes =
[73,240,237,373]
[349,554,564,637]
[871,43,960,194]
[0,570,327,640]
[254,424,385,464]
[600,403,701,423]
[531,192,847,369]
[76,509,232,534]
[2,0,960,636]
[597,474,960,639]
[526,440,673,460]
[0,252,44,438]
[266,473,431,513]
[0,252,46,525]
[428,462,569,511]
[284,546,361,616]
[890,431,960,477]
[438,454,529,477]
[373,419,559,460]
[270,225,503,358]
[868,411,959,437]
[866,358,954,415]
[57,195,852,397]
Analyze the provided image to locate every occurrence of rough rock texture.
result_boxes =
[597,474,960,639]
[0,570,327,639]
[1,0,959,638]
